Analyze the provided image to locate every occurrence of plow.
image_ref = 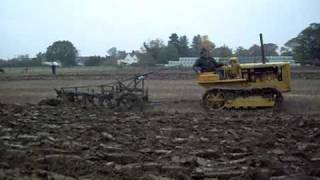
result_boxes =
[55,73,150,111]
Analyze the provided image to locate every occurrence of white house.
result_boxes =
[42,61,61,67]
[117,54,139,65]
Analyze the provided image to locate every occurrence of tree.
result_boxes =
[191,35,215,56]
[191,34,202,56]
[107,47,117,59]
[117,51,127,60]
[17,54,30,60]
[264,43,279,56]
[0,54,42,67]
[158,45,179,64]
[168,33,180,49]
[84,56,104,66]
[212,45,233,57]
[248,43,279,57]
[36,52,46,62]
[285,23,320,63]
[107,47,127,60]
[46,40,78,66]
[136,52,155,66]
[141,39,165,65]
[249,44,261,56]
[178,35,190,57]
[235,47,250,56]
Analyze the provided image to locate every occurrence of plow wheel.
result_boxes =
[202,89,225,110]
[116,93,143,111]
[273,90,283,110]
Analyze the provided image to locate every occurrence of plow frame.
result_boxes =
[56,75,148,111]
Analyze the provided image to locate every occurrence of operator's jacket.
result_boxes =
[193,57,222,72]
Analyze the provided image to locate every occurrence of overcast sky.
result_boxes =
[1,0,320,59]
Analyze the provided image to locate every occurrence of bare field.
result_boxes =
[0,75,320,113]
[1,67,320,179]
[1,66,320,81]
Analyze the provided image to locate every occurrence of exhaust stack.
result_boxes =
[259,33,266,64]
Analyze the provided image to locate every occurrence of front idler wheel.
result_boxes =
[202,90,225,110]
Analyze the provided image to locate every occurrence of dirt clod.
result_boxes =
[0,102,319,179]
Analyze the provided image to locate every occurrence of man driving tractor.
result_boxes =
[193,48,223,73]
[193,48,241,79]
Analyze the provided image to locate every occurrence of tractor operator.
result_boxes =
[193,48,223,76]
[193,48,224,74]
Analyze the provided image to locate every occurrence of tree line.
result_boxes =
[0,54,42,67]
[1,23,319,67]
[139,33,284,65]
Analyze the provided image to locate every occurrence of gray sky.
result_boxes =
[1,0,320,59]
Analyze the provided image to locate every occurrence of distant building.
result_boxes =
[117,54,139,65]
[76,56,90,66]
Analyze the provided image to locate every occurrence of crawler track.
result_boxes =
[202,87,283,110]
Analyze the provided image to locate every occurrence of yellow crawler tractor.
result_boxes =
[198,34,291,109]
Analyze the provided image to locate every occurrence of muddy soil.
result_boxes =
[1,102,320,180]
